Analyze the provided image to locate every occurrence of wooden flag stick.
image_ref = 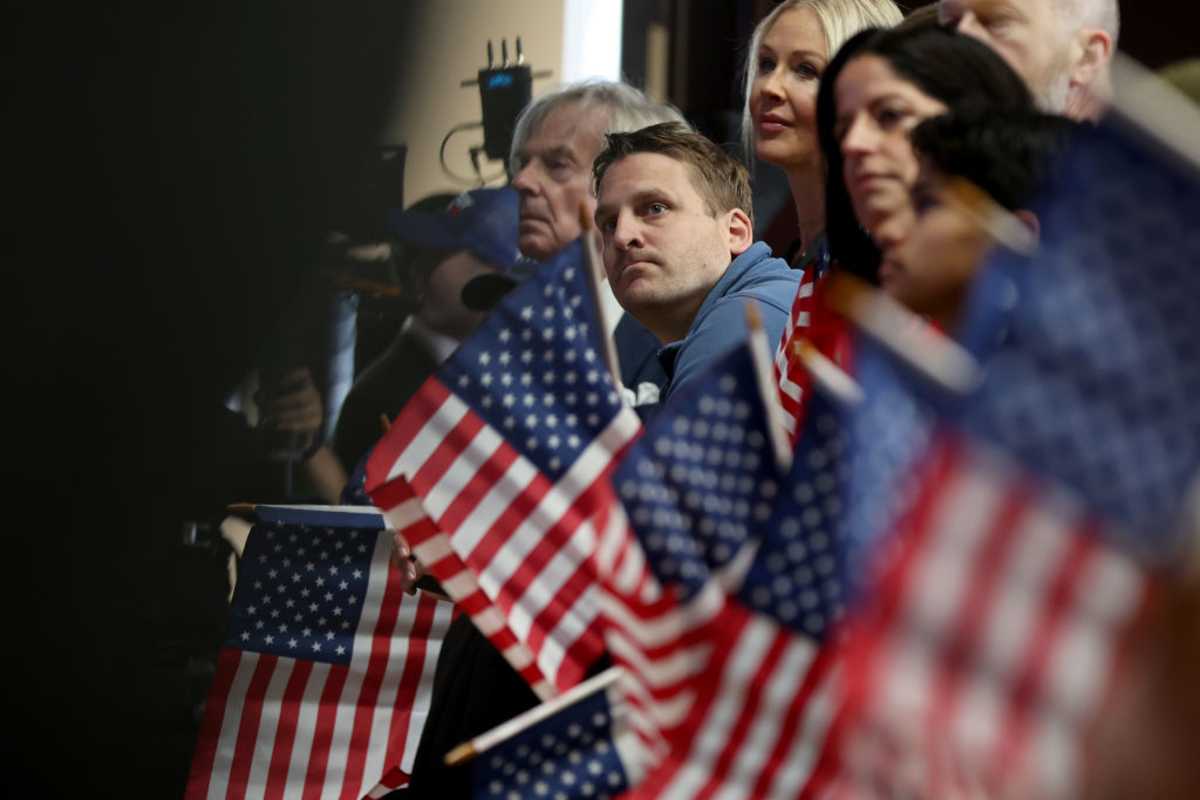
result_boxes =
[744,301,794,472]
[379,413,392,435]
[825,273,982,396]
[943,176,1037,257]
[444,666,625,766]
[792,339,865,407]
[577,203,625,392]
[1110,51,1200,177]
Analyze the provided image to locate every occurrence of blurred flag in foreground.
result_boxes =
[186,506,453,799]
[366,241,642,695]
[956,112,1200,552]
[470,673,650,800]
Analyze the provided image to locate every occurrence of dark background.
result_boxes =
[5,1,1193,795]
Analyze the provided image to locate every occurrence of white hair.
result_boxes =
[739,0,904,160]
[508,80,688,174]
[1063,0,1120,42]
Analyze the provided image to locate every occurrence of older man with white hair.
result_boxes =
[939,0,1119,120]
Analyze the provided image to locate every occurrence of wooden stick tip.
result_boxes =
[444,741,477,766]
[227,502,256,516]
[578,202,593,232]
[379,413,392,434]
[744,299,763,332]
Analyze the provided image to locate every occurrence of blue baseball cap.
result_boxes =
[386,186,523,273]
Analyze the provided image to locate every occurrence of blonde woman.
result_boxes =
[742,0,904,269]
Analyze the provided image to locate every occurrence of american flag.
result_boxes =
[620,385,859,798]
[955,116,1200,549]
[186,508,454,799]
[774,258,854,444]
[828,432,1153,799]
[600,341,791,739]
[470,676,651,800]
[365,241,643,694]
[597,341,867,797]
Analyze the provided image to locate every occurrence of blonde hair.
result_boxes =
[740,0,904,160]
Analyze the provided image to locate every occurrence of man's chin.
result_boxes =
[518,231,557,262]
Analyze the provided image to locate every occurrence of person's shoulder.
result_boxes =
[726,248,800,314]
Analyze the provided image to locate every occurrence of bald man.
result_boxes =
[939,0,1119,120]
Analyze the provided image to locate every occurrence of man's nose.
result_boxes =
[956,11,988,41]
[511,160,540,194]
[612,211,642,250]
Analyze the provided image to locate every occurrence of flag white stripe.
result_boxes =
[244,657,296,795]
[319,530,394,798]
[389,393,468,484]
[423,424,505,521]
[283,660,330,796]
[766,665,843,798]
[658,619,776,797]
[452,456,538,557]
[206,651,260,800]
[949,501,1068,759]
[534,579,599,681]
[402,600,455,772]
[360,596,420,791]
[711,638,819,800]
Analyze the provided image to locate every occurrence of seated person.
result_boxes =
[880,108,1080,332]
[591,122,802,399]
[332,188,520,477]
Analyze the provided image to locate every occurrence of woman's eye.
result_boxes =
[793,62,819,80]
[875,107,908,130]
[758,56,776,74]
[646,202,668,216]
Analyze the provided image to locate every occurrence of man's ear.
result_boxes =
[1069,28,1114,99]
[725,208,754,256]
[1014,209,1040,247]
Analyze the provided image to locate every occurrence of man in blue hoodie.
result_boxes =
[593,122,801,400]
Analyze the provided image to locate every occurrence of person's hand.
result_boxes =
[257,367,324,457]
[390,530,425,594]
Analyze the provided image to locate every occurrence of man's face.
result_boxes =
[595,152,746,342]
[881,164,992,328]
[939,0,1073,111]
[511,102,609,261]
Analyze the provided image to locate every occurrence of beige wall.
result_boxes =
[383,0,567,205]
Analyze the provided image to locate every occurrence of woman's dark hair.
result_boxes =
[816,25,1033,282]
[911,110,1082,212]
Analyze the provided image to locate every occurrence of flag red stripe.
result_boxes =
[801,438,961,797]
[382,593,440,774]
[185,647,243,800]
[338,560,408,799]
[300,664,351,800]
[409,412,485,498]
[460,472,552,603]
[923,480,1033,793]
[366,379,449,491]
[227,654,279,798]
[750,647,837,798]
[989,522,1096,781]
[435,439,519,534]
[263,659,316,800]
[694,628,792,800]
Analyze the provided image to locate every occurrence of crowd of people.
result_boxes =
[206,0,1200,795]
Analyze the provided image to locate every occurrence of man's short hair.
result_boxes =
[593,122,755,228]
[1058,0,1120,47]
[910,109,1080,211]
[508,80,688,173]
